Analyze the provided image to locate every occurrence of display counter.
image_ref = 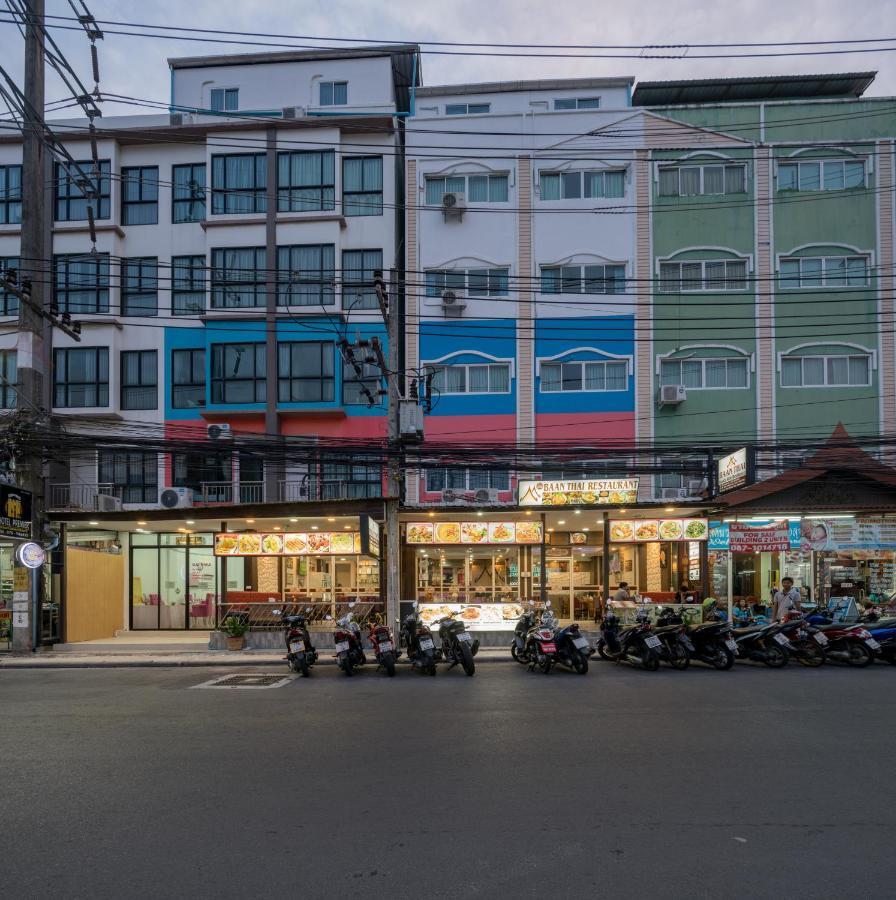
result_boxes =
[417,601,526,631]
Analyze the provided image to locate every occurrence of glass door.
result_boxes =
[131,545,161,629]
[159,540,187,629]
[188,542,217,629]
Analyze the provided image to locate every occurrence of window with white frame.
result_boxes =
[425,174,508,204]
[778,158,864,192]
[541,264,625,294]
[429,362,511,395]
[210,88,238,112]
[660,357,749,389]
[780,353,871,387]
[426,268,509,298]
[659,259,748,292]
[658,163,746,197]
[554,97,601,110]
[540,169,625,200]
[319,81,347,106]
[425,468,510,493]
[779,255,868,288]
[445,103,490,115]
[540,359,628,392]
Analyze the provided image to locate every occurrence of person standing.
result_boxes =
[772,577,802,621]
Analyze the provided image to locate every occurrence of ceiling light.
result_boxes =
[311,525,318,530]
[137,520,148,526]
[547,527,554,533]
[583,527,590,532]
[477,511,483,516]
[574,509,581,515]
[558,520,566,525]
[327,517,336,522]
[88,520,99,526]
[618,509,626,514]
[246,519,255,524]
[665,506,675,513]
[525,510,532,516]
[289,517,298,523]
[186,520,195,525]
[343,525,351,530]
[428,511,435,517]
[272,525,281,531]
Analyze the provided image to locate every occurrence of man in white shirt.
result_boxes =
[773,577,802,621]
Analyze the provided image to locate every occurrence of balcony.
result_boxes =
[50,483,123,512]
[194,478,383,506]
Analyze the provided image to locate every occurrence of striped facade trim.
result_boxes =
[878,142,896,438]
[754,148,775,441]
[517,156,534,445]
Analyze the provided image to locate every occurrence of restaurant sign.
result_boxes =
[360,514,381,558]
[0,484,32,540]
[609,518,708,542]
[717,448,749,493]
[518,478,639,507]
[406,521,543,545]
[728,521,791,552]
[215,531,362,556]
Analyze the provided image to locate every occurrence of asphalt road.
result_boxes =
[2,659,894,899]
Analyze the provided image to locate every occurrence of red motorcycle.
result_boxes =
[813,620,877,667]
[367,615,399,677]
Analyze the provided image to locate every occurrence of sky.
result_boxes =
[2,0,895,115]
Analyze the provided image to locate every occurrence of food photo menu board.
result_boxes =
[406,521,544,545]
[608,519,709,542]
[214,531,362,556]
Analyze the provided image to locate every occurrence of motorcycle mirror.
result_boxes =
[348,600,357,608]
[272,609,282,616]
[305,606,312,613]
[546,600,552,608]
[528,600,535,606]
[325,614,333,621]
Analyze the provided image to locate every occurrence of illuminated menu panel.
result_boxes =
[214,532,362,556]
[406,521,543,545]
[608,519,708,542]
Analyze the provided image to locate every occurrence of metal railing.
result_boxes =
[197,481,265,505]
[49,483,121,511]
[279,478,383,503]
[218,600,382,630]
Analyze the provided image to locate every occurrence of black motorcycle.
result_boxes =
[732,619,794,667]
[400,609,437,675]
[334,610,366,676]
[280,608,319,677]
[656,606,736,670]
[437,615,479,676]
[597,611,662,670]
[511,606,539,664]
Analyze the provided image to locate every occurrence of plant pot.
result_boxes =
[226,636,245,651]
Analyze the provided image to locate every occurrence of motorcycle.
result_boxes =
[804,614,878,667]
[525,607,561,674]
[731,619,794,667]
[399,607,437,675]
[777,614,827,667]
[864,617,896,664]
[367,614,400,677]
[511,604,540,664]
[279,607,319,677]
[437,614,479,676]
[597,609,662,670]
[650,612,691,670]
[656,606,736,670]
[333,607,366,676]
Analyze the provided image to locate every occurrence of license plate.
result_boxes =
[419,638,434,651]
[773,633,790,646]
[573,636,589,649]
[289,640,305,653]
[644,635,661,649]
[813,633,829,646]
[866,638,880,649]
[456,632,473,643]
[335,641,350,653]
[378,641,393,653]
[540,642,557,654]
[725,638,737,652]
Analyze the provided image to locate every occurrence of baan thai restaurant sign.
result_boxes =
[518,478,639,507]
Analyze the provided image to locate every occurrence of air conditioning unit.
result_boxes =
[207,423,233,440]
[159,487,194,509]
[474,488,500,503]
[659,487,689,500]
[687,478,707,496]
[95,494,123,512]
[441,290,466,317]
[281,106,306,118]
[169,112,194,126]
[441,191,465,221]
[658,384,686,407]
[442,488,474,503]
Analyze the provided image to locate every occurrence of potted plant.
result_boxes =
[220,614,249,651]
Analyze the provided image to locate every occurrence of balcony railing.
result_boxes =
[279,479,383,502]
[197,481,265,505]
[50,483,122,512]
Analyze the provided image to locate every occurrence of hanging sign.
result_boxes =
[717,449,748,493]
[728,521,791,552]
[518,478,639,507]
[15,542,46,569]
[0,484,32,540]
[360,515,381,558]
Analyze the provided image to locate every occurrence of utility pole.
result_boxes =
[11,0,47,652]
[373,270,401,630]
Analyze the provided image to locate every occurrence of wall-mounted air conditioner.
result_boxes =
[474,488,500,503]
[658,384,686,407]
[207,423,233,440]
[95,494,123,512]
[441,192,465,221]
[441,290,466,317]
[159,487,194,509]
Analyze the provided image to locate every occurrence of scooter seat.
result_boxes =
[731,626,765,636]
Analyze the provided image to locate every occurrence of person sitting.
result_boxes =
[732,597,752,627]
[675,582,695,603]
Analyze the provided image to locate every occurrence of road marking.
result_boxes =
[191,673,296,689]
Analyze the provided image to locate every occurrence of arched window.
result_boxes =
[657,345,752,390]
[778,343,875,388]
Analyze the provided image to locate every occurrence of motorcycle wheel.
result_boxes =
[342,655,354,677]
[459,642,475,676]
[510,642,526,664]
[572,651,589,675]
[540,656,552,674]
[424,652,436,675]
[596,639,613,661]
[845,641,874,668]
[763,644,788,668]
[642,651,660,672]
[295,655,310,678]
[383,651,396,677]
[711,647,735,671]
[667,644,690,670]
[796,645,825,668]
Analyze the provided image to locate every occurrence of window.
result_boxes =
[554,97,601,110]
[658,163,747,197]
[0,165,22,224]
[172,163,206,223]
[211,342,266,404]
[425,174,508,204]
[171,349,205,409]
[120,258,158,316]
[98,451,158,504]
[277,150,335,212]
[210,153,266,215]
[321,462,381,499]
[343,156,383,216]
[54,253,110,313]
[445,103,490,115]
[210,247,266,308]
[172,451,228,493]
[540,169,625,200]
[120,166,158,225]
[54,159,110,221]
[342,249,383,310]
[541,264,626,294]
[0,349,16,408]
[278,341,334,402]
[778,158,864,192]
[780,354,871,387]
[540,360,628,392]
[53,347,108,407]
[277,244,335,307]
[779,255,868,288]
[210,88,238,112]
[319,81,347,106]
[120,350,158,410]
[1,256,19,316]
[429,363,511,394]
[171,255,206,315]
[425,468,509,493]
[659,357,749,389]
[659,260,748,292]
[426,268,509,298]
[343,358,381,405]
